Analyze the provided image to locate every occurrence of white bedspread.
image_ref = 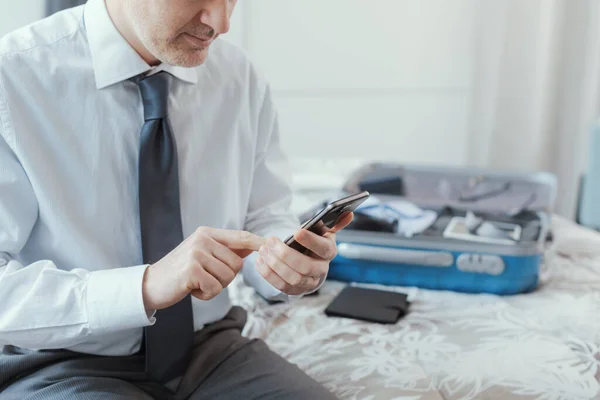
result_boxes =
[230,216,600,399]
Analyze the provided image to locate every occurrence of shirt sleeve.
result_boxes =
[241,76,327,300]
[0,105,154,350]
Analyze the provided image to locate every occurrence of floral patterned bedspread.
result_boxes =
[229,216,600,400]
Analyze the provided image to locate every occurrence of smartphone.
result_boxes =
[285,191,370,253]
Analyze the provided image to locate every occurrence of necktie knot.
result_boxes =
[138,72,171,121]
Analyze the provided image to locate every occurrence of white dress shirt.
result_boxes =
[0,0,300,356]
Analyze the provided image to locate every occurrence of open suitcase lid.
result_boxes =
[342,162,557,216]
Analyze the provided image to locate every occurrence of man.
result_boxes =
[0,0,351,398]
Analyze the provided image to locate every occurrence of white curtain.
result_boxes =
[467,0,600,218]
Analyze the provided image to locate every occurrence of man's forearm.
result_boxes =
[0,259,154,350]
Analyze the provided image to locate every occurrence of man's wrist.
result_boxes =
[142,264,157,310]
[142,264,170,311]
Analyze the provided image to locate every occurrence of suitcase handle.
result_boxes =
[337,243,454,267]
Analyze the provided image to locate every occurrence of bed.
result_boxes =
[229,162,600,399]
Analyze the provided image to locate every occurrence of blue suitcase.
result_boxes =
[326,163,556,295]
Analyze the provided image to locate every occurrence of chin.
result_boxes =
[161,48,210,68]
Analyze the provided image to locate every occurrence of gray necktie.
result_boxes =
[137,72,194,384]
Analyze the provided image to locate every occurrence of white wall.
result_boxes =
[0,0,45,37]
[1,1,475,167]
[225,0,475,166]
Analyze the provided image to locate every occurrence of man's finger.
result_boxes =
[259,245,314,288]
[189,268,223,300]
[256,256,307,295]
[210,242,245,273]
[196,227,266,252]
[294,229,337,260]
[267,237,315,276]
[200,252,237,287]
[329,212,354,234]
[256,256,289,292]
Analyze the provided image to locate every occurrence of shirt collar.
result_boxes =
[84,0,198,89]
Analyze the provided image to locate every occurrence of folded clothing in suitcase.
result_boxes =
[321,163,556,295]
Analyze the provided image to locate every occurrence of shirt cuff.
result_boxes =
[87,265,156,335]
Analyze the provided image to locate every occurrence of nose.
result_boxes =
[199,0,234,35]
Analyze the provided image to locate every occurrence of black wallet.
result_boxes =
[324,286,409,324]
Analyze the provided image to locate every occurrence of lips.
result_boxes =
[183,32,213,48]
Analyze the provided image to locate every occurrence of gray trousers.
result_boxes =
[0,307,336,400]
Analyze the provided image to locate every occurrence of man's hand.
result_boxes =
[256,213,354,295]
[142,227,266,310]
